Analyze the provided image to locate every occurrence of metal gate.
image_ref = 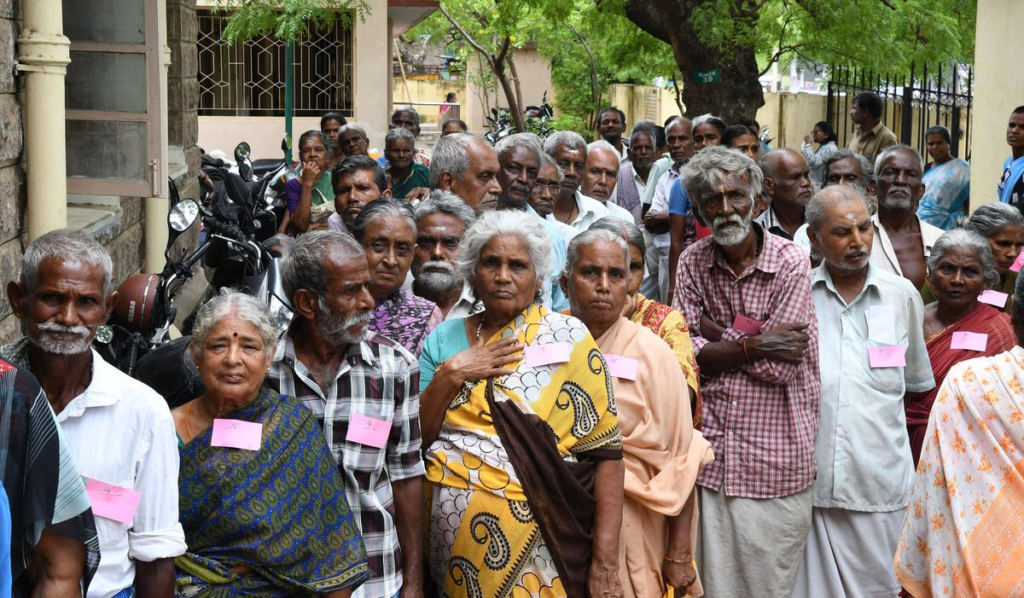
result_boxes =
[826,64,973,160]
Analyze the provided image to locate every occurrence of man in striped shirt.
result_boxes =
[267,230,425,598]
[673,146,820,598]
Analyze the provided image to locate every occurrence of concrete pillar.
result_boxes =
[970,0,1024,211]
[17,0,71,240]
[353,0,390,150]
[144,0,172,274]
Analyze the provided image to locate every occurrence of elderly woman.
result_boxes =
[384,128,430,200]
[918,125,971,230]
[905,230,1017,464]
[351,198,442,355]
[560,229,712,598]
[418,210,624,598]
[895,272,1024,597]
[922,202,1024,312]
[590,217,701,425]
[284,130,336,234]
[172,291,370,596]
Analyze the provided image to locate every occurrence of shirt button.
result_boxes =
[732,400,738,406]
[842,309,850,315]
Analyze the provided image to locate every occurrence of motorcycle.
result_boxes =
[484,91,556,145]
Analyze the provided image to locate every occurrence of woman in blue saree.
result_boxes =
[999,106,1024,207]
[171,292,370,597]
[918,125,971,230]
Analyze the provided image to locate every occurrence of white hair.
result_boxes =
[429,133,476,188]
[21,228,114,296]
[563,228,629,279]
[191,289,278,357]
[457,210,551,288]
[495,133,543,163]
[543,130,587,157]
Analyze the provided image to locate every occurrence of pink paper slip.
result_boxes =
[732,314,764,336]
[951,331,988,352]
[211,419,262,451]
[85,479,141,524]
[346,414,391,449]
[979,290,1009,308]
[868,345,906,368]
[524,342,571,367]
[604,354,638,381]
[1011,250,1024,273]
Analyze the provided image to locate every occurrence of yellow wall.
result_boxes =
[971,0,1023,208]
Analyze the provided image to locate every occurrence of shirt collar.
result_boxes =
[811,262,881,306]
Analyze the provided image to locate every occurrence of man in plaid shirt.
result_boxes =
[267,230,425,598]
[673,146,820,597]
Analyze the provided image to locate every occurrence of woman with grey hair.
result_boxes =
[351,198,442,355]
[417,210,624,598]
[384,127,429,199]
[906,229,1017,463]
[922,202,1024,311]
[172,290,371,596]
[285,130,335,233]
[561,228,711,597]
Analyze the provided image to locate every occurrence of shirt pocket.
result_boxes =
[340,403,396,488]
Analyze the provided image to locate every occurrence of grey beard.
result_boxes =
[881,192,913,211]
[417,270,458,295]
[316,303,373,346]
[711,215,753,247]
[29,321,94,355]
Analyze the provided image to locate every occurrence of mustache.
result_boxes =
[422,260,455,274]
[712,214,744,229]
[37,321,92,338]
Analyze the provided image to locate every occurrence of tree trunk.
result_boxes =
[506,53,526,126]
[623,0,765,123]
[569,25,601,132]
[494,57,526,132]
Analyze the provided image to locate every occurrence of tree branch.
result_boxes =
[569,24,602,131]
[439,4,495,70]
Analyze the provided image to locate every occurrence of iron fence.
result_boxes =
[197,11,354,117]
[826,64,973,160]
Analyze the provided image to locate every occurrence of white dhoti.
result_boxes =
[696,485,812,597]
[792,507,904,598]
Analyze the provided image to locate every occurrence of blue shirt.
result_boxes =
[668,178,690,216]
[0,483,10,598]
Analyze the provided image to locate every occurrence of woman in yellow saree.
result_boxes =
[418,211,624,598]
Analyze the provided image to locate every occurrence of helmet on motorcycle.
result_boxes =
[113,274,160,336]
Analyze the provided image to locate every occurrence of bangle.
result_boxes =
[741,338,751,362]
[664,555,689,564]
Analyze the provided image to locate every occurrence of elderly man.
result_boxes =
[338,123,370,157]
[530,152,577,245]
[428,133,501,213]
[793,186,933,598]
[269,230,425,598]
[495,133,570,311]
[756,149,814,240]
[2,359,100,597]
[794,150,877,256]
[583,141,634,223]
[4,229,186,598]
[672,146,820,597]
[378,107,430,169]
[597,106,628,158]
[615,126,657,224]
[647,116,694,302]
[543,131,610,231]
[331,154,391,232]
[848,92,898,162]
[412,191,477,319]
[869,145,944,290]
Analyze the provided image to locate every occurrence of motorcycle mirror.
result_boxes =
[234,142,251,163]
[165,198,199,258]
[280,134,291,153]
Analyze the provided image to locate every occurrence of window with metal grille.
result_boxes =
[197,10,354,117]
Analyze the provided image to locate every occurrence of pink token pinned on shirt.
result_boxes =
[524,342,571,367]
[1011,249,1024,273]
[732,314,765,336]
[978,290,1009,308]
[951,331,988,352]
[85,479,142,524]
[346,414,391,449]
[211,419,263,451]
[604,354,638,381]
[868,345,906,368]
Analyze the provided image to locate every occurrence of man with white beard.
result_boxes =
[267,230,426,598]
[3,229,186,597]
[868,145,943,290]
[672,146,820,598]
[411,191,479,320]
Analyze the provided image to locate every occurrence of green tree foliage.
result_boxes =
[212,0,368,43]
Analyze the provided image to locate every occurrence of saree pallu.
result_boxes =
[918,158,970,230]
[628,294,702,429]
[895,347,1024,597]
[905,303,1016,464]
[175,389,370,596]
[425,305,622,598]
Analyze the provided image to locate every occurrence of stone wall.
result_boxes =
[0,0,25,342]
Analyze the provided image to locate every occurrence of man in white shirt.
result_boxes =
[646,116,693,302]
[543,131,611,233]
[582,140,634,223]
[4,229,186,598]
[794,186,934,598]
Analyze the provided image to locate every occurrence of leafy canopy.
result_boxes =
[212,0,369,43]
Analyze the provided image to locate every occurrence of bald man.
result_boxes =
[756,149,814,240]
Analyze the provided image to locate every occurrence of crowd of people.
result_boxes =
[3,93,1024,598]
